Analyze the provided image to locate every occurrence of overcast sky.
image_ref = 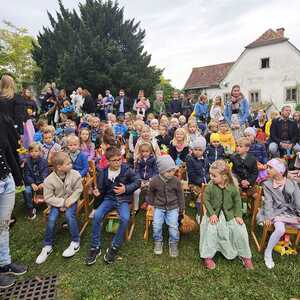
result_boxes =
[2,0,300,88]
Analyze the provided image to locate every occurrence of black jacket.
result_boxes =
[168,142,189,163]
[205,145,225,165]
[114,96,132,113]
[230,153,258,186]
[0,94,26,134]
[94,164,140,208]
[156,134,171,149]
[0,115,23,185]
[270,118,299,145]
[168,99,182,115]
[181,99,194,118]
[24,157,49,185]
[135,155,158,180]
[82,95,96,114]
[186,154,210,185]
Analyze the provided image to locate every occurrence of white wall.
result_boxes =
[207,41,300,110]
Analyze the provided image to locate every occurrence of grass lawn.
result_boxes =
[7,197,300,300]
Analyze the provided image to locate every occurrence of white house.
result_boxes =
[184,28,300,111]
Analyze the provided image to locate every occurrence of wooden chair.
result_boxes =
[143,180,194,240]
[104,204,136,241]
[43,161,97,236]
[251,187,300,252]
[240,185,262,216]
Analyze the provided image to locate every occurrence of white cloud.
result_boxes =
[2,0,300,88]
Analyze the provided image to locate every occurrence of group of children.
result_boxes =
[19,103,300,270]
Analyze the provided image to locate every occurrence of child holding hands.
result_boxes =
[36,152,83,264]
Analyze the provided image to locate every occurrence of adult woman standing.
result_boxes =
[224,85,249,140]
[82,89,96,114]
[41,86,57,125]
[0,75,26,135]
[0,114,27,288]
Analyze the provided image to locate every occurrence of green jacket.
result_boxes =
[204,182,242,221]
[153,100,166,115]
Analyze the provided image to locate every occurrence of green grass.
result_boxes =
[8,197,300,300]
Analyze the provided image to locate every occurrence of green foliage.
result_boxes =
[32,0,162,96]
[295,104,300,112]
[155,75,176,103]
[0,20,38,86]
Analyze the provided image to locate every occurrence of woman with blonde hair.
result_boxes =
[0,74,26,134]
[210,96,224,121]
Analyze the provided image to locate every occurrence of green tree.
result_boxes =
[0,20,38,86]
[32,0,162,96]
[155,75,176,103]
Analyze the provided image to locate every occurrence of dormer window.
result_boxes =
[261,58,270,69]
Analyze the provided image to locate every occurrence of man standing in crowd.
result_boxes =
[168,91,182,117]
[269,105,298,157]
[114,89,131,117]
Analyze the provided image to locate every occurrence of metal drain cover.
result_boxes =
[0,275,58,300]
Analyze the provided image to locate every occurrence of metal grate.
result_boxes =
[0,275,57,300]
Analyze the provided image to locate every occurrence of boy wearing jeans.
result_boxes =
[36,152,83,264]
[149,155,185,257]
[86,146,140,265]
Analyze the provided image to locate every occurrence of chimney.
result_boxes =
[276,27,285,37]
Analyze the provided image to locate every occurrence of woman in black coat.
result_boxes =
[0,75,26,135]
[82,89,96,114]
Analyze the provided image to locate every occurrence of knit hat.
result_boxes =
[267,158,286,175]
[190,137,206,150]
[210,133,220,143]
[157,155,177,174]
[244,127,256,137]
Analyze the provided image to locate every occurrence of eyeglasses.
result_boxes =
[109,158,122,163]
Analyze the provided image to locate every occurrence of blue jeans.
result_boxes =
[91,198,130,249]
[44,203,80,246]
[153,208,179,243]
[23,185,34,209]
[0,174,16,266]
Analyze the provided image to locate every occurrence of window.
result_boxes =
[223,93,231,103]
[261,58,270,69]
[249,90,260,103]
[285,87,298,102]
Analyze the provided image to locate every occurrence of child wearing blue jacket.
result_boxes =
[86,147,140,265]
[186,138,209,221]
[66,135,89,177]
[194,95,209,133]
[205,133,225,165]
[134,143,159,210]
[23,142,49,219]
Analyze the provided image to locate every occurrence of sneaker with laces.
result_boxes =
[0,275,15,289]
[103,246,118,264]
[154,241,163,255]
[86,247,101,265]
[36,246,53,264]
[203,258,216,270]
[0,263,27,276]
[62,241,80,258]
[169,242,179,258]
[28,208,37,220]
[241,257,254,270]
[264,255,275,269]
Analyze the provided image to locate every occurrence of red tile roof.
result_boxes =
[246,28,288,49]
[184,62,234,90]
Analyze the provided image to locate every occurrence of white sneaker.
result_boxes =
[264,255,275,269]
[62,241,80,258]
[36,246,53,264]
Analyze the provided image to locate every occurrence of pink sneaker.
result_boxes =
[241,257,254,270]
[203,258,216,270]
